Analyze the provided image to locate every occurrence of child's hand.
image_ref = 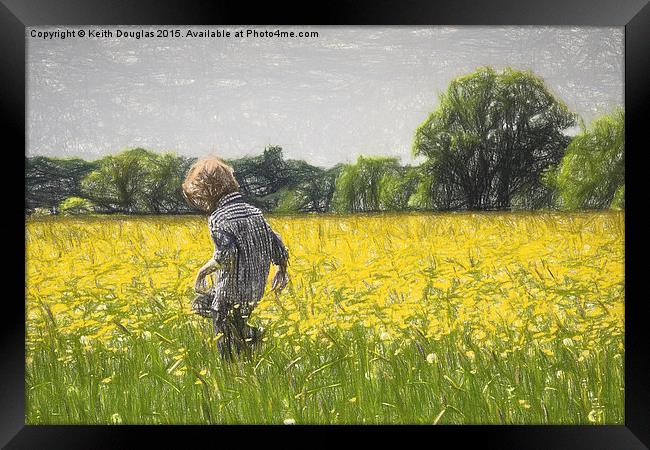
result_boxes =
[271,268,289,293]
[194,259,219,293]
[194,273,207,293]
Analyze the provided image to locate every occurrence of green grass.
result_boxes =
[27,318,623,425]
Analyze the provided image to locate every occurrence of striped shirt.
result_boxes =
[206,192,288,315]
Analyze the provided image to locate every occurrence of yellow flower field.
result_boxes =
[25,212,624,424]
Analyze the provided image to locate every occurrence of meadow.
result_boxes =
[25,212,624,424]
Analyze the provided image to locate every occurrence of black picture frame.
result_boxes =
[3,0,648,447]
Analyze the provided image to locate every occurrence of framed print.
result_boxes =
[2,0,649,447]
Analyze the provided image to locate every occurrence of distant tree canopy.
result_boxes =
[546,108,624,210]
[227,145,336,212]
[26,145,337,215]
[59,197,95,215]
[413,67,577,210]
[26,156,99,213]
[25,67,624,216]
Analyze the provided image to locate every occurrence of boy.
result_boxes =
[182,156,289,359]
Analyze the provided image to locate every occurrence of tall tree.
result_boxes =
[81,148,153,213]
[546,108,624,209]
[229,146,294,200]
[379,166,419,211]
[140,153,196,213]
[229,145,331,211]
[276,165,343,213]
[333,156,401,212]
[413,67,576,210]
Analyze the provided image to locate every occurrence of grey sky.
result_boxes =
[27,26,623,167]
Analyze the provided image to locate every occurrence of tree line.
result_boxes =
[26,67,624,216]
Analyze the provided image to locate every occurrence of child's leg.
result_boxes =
[240,304,264,351]
[211,309,234,360]
[246,324,264,349]
[229,312,256,356]
[212,302,264,359]
[212,309,253,359]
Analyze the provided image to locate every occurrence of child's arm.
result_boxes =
[194,258,220,293]
[269,229,289,293]
[195,221,236,293]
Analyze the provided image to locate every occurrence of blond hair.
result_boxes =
[182,156,240,213]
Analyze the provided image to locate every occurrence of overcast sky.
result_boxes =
[27,26,623,167]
